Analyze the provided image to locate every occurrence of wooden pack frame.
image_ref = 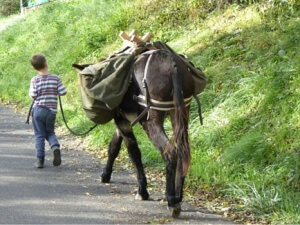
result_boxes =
[119,30,156,49]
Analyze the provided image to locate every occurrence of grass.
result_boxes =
[0,0,299,223]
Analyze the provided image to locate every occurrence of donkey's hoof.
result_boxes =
[101,174,111,183]
[135,192,149,200]
[168,203,181,218]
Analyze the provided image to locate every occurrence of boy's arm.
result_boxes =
[29,77,37,99]
[57,78,67,96]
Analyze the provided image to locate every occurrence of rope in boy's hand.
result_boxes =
[25,100,35,124]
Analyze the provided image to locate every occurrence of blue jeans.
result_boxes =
[32,106,60,160]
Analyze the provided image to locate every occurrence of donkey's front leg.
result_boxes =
[101,130,123,183]
[116,118,149,200]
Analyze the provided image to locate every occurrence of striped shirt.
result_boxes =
[29,74,67,113]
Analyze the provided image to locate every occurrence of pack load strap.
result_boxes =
[131,94,203,126]
[133,95,193,111]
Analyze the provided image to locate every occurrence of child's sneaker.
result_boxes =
[35,159,44,169]
[52,147,62,166]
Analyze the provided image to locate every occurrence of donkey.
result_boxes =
[73,49,196,217]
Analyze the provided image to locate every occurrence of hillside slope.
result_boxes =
[0,0,299,223]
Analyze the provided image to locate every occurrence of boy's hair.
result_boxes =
[31,53,47,70]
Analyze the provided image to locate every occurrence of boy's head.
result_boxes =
[30,53,47,70]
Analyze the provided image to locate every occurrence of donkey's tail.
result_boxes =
[171,63,191,177]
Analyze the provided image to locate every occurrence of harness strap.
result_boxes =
[130,53,153,126]
[193,94,203,125]
[134,94,193,111]
[131,51,204,126]
[142,53,154,120]
[130,104,150,126]
[132,94,203,125]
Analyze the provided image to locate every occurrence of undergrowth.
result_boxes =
[0,0,299,223]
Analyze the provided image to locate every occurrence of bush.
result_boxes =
[0,0,19,16]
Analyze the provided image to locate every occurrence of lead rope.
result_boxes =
[58,95,98,136]
[25,100,35,124]
[25,98,97,136]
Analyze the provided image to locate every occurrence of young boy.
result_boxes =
[29,53,67,168]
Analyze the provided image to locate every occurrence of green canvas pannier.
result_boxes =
[153,41,207,95]
[79,53,135,124]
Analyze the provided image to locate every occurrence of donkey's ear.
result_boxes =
[72,63,91,71]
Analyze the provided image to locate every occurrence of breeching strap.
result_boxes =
[131,53,153,126]
[131,52,204,126]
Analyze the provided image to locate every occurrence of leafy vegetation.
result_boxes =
[0,0,299,223]
[0,0,19,16]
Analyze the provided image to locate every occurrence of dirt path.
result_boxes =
[0,104,234,224]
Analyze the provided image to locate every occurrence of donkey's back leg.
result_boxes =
[115,117,149,200]
[101,130,123,183]
[140,112,181,216]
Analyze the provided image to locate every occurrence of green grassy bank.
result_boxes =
[0,0,299,223]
